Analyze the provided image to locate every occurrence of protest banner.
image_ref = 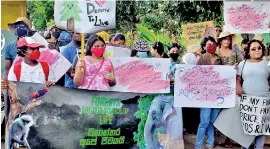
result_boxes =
[224,2,270,34]
[240,95,270,135]
[104,45,131,58]
[11,33,71,83]
[204,27,217,40]
[174,64,236,108]
[54,0,116,33]
[182,21,214,52]
[110,57,170,93]
[5,82,184,149]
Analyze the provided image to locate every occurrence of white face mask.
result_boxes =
[137,51,148,58]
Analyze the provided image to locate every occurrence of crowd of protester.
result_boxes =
[1,17,270,149]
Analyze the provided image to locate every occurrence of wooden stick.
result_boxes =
[80,33,85,72]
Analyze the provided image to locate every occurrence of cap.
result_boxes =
[17,37,45,49]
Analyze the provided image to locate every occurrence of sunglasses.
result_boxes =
[251,46,262,51]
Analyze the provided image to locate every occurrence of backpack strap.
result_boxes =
[39,61,49,81]
[13,62,22,81]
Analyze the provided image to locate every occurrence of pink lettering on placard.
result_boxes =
[227,4,268,31]
[114,60,169,93]
[178,66,233,102]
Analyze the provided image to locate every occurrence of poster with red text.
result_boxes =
[174,65,236,108]
[110,57,170,93]
[224,2,270,34]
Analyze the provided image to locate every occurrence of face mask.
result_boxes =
[91,47,105,57]
[74,40,81,48]
[15,28,28,37]
[52,32,60,38]
[137,51,148,58]
[28,50,40,60]
[206,44,217,54]
[170,53,179,61]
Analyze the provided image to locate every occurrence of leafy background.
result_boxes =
[27,1,269,56]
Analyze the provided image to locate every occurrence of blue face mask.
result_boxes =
[13,23,30,37]
[15,28,28,37]
[137,51,148,58]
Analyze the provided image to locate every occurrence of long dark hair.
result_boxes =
[114,34,125,42]
[85,35,106,56]
[217,36,232,49]
[245,39,265,59]
[152,42,169,58]
[201,36,217,49]
[200,36,217,54]
[168,43,180,52]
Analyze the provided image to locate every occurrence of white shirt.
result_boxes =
[8,61,53,84]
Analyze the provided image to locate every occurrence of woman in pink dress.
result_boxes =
[73,35,116,91]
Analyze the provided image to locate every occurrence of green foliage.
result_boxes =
[135,24,173,52]
[46,19,55,28]
[27,0,54,31]
[136,24,156,43]
[115,1,138,33]
[163,1,223,25]
[141,13,167,33]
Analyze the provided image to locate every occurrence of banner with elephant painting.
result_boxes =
[5,82,184,149]
[224,2,270,34]
[54,0,116,33]
[174,64,236,108]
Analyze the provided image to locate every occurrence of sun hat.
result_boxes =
[217,31,236,46]
[17,37,45,49]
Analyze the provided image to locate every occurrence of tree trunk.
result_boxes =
[67,17,74,32]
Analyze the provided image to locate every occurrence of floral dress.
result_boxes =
[78,58,112,91]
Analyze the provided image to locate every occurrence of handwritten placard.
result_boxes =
[110,57,170,93]
[240,95,270,135]
[174,65,236,108]
[204,27,217,40]
[54,0,116,33]
[224,2,270,33]
[104,46,131,58]
[182,21,214,51]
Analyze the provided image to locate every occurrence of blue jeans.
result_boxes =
[242,135,264,149]
[195,108,220,149]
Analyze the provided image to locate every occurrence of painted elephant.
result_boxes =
[144,95,183,149]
